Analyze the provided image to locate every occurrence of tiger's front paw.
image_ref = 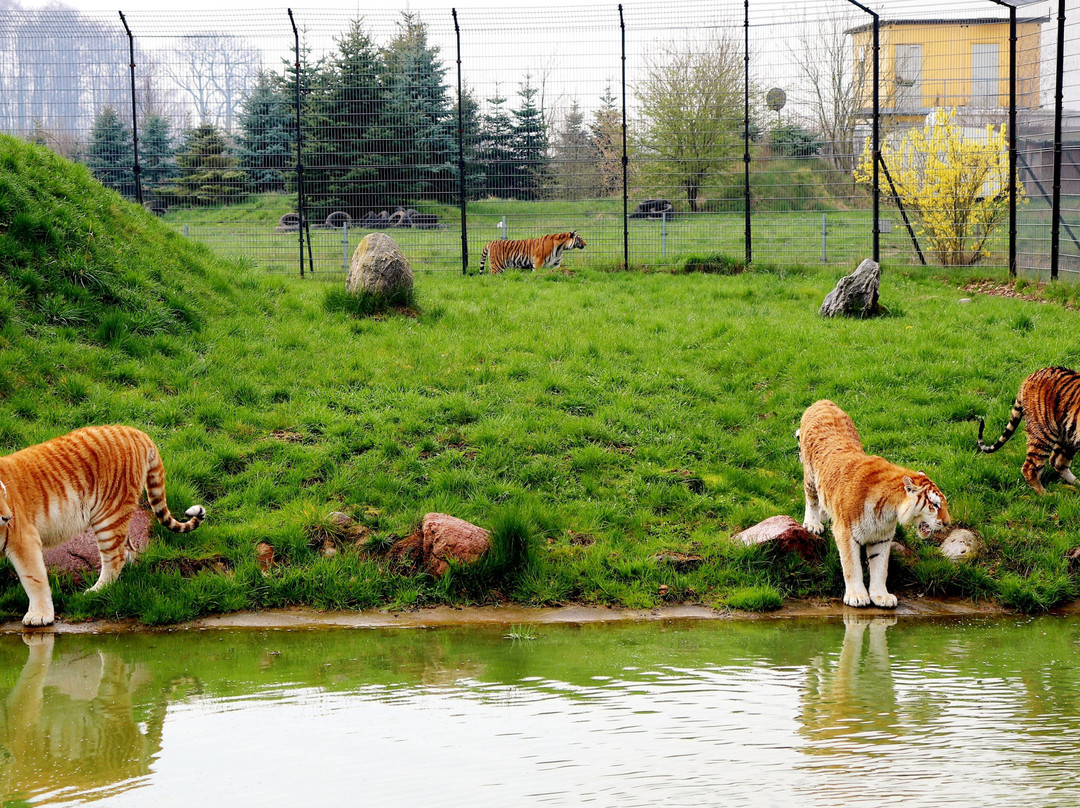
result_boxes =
[843,589,871,608]
[22,608,55,627]
[803,519,825,535]
[870,592,898,609]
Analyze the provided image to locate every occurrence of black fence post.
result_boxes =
[988,0,1018,277]
[619,4,629,271]
[743,0,751,266]
[1052,0,1065,280]
[845,0,879,263]
[1007,5,1017,276]
[288,8,308,278]
[453,9,468,276]
[118,11,142,207]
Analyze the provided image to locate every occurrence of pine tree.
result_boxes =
[509,75,549,200]
[85,106,136,198]
[477,87,516,199]
[590,84,622,198]
[381,13,455,204]
[553,98,592,200]
[140,113,177,197]
[235,71,291,194]
[454,82,486,201]
[162,122,245,206]
[313,20,393,219]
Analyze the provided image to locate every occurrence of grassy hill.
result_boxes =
[1,134,1078,624]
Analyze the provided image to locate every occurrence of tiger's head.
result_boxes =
[900,473,950,538]
[568,231,586,250]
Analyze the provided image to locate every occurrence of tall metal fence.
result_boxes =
[2,0,1077,277]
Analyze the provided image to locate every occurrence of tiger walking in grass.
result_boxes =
[0,425,205,626]
[977,366,1080,494]
[479,231,585,274]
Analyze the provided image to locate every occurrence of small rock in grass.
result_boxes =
[939,528,981,561]
[734,516,824,560]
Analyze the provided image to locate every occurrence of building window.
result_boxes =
[895,44,922,112]
[972,43,1000,107]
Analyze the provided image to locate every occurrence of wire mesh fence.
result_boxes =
[1,0,1076,277]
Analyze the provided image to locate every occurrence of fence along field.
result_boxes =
[1,0,1076,277]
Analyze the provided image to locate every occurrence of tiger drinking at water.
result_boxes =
[798,400,950,608]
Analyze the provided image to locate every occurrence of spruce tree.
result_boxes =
[477,87,515,199]
[381,13,455,204]
[235,71,291,194]
[85,106,136,198]
[314,19,392,219]
[590,84,622,198]
[163,122,244,206]
[553,98,592,200]
[454,82,485,201]
[140,113,177,197]
[509,75,549,200]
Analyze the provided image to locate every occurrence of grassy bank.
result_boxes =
[1,134,1079,624]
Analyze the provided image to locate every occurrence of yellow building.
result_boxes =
[849,17,1045,127]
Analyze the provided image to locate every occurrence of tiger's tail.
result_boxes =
[479,243,490,274]
[977,397,1024,454]
[145,445,205,533]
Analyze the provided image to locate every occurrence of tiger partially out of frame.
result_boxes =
[479,231,586,274]
[977,366,1080,494]
[0,425,205,626]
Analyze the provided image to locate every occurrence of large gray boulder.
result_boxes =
[346,232,413,297]
[820,258,882,318]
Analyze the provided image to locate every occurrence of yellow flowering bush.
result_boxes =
[855,107,1023,266]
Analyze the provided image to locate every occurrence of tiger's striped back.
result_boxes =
[0,425,205,625]
[480,231,585,274]
[977,366,1080,493]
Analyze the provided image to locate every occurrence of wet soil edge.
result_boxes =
[3,597,1078,635]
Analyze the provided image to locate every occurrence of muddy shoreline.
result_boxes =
[3,597,1078,634]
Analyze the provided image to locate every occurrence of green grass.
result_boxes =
[2,133,1079,624]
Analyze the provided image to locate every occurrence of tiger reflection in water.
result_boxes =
[798,615,899,751]
[0,633,168,800]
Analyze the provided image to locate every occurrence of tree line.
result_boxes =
[68,20,850,218]
[73,14,631,219]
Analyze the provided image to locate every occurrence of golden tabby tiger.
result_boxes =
[798,400,950,608]
[0,425,205,626]
[479,231,585,274]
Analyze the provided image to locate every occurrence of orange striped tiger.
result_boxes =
[0,425,205,626]
[977,366,1080,494]
[479,231,585,274]
[798,400,950,608]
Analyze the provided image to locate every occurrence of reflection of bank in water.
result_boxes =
[798,615,899,752]
[0,634,167,804]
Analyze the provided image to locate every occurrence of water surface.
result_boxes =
[1,615,1078,807]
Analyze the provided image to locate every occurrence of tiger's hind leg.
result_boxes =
[802,469,825,535]
[1050,447,1078,486]
[87,507,135,593]
[1021,436,1053,494]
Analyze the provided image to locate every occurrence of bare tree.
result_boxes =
[787,13,871,175]
[166,34,261,131]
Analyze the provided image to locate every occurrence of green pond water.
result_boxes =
[0,615,1078,807]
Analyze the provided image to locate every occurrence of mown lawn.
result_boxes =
[2,134,1079,624]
